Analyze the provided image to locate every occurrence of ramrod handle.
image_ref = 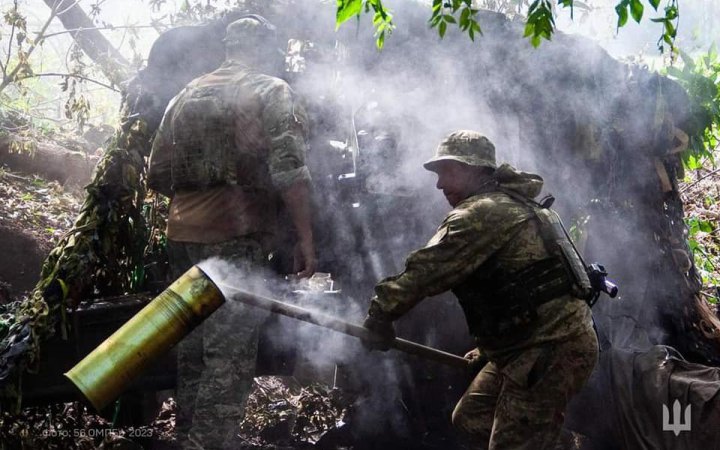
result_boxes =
[223,286,470,369]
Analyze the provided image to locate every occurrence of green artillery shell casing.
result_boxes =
[65,265,225,410]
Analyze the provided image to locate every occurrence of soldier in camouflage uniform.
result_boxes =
[148,16,316,450]
[363,130,598,449]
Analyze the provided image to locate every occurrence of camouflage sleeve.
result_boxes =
[369,200,529,321]
[261,82,312,191]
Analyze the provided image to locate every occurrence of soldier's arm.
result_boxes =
[369,204,525,321]
[262,81,316,277]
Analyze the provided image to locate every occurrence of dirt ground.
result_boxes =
[0,376,349,450]
[680,167,720,305]
[0,168,83,297]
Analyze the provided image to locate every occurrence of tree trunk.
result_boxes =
[0,135,99,187]
[42,0,130,87]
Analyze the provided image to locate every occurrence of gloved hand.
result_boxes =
[464,347,489,373]
[362,314,395,352]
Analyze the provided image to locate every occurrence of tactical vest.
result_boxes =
[454,188,592,339]
[169,83,237,190]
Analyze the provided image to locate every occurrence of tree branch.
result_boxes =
[0,0,59,94]
[680,167,720,193]
[24,72,119,92]
[56,0,83,17]
[43,0,131,87]
[43,24,158,39]
[4,0,19,77]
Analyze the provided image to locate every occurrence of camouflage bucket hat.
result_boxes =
[223,15,277,48]
[423,130,496,171]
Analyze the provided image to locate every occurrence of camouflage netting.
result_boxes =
[0,3,718,440]
[0,99,156,408]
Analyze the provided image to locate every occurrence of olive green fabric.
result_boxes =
[168,237,270,450]
[154,53,310,449]
[150,60,311,193]
[369,165,592,359]
[567,344,720,450]
[149,60,311,244]
[452,325,598,450]
[368,164,597,448]
[423,130,497,171]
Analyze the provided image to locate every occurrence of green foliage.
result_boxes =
[615,0,644,27]
[2,5,32,82]
[335,0,681,51]
[429,0,482,41]
[336,0,394,48]
[524,1,559,47]
[649,0,679,56]
[666,47,720,168]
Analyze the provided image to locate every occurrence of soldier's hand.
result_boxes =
[362,314,395,352]
[464,347,488,373]
[293,240,316,278]
[464,348,481,360]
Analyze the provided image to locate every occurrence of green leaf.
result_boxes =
[629,0,644,23]
[648,0,660,9]
[683,153,702,170]
[615,2,629,28]
[439,20,447,38]
[377,30,385,48]
[664,20,676,38]
[444,14,457,24]
[336,0,363,26]
[699,220,714,233]
[524,22,535,38]
[460,8,470,29]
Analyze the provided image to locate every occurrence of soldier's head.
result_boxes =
[424,130,497,207]
[223,15,283,74]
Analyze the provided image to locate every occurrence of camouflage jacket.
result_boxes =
[149,60,311,243]
[369,165,593,361]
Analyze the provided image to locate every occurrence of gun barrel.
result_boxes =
[222,285,469,369]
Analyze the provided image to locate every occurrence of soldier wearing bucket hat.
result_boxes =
[148,15,316,450]
[423,129,497,170]
[362,130,598,449]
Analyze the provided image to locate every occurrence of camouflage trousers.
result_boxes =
[451,325,598,450]
[167,237,270,450]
